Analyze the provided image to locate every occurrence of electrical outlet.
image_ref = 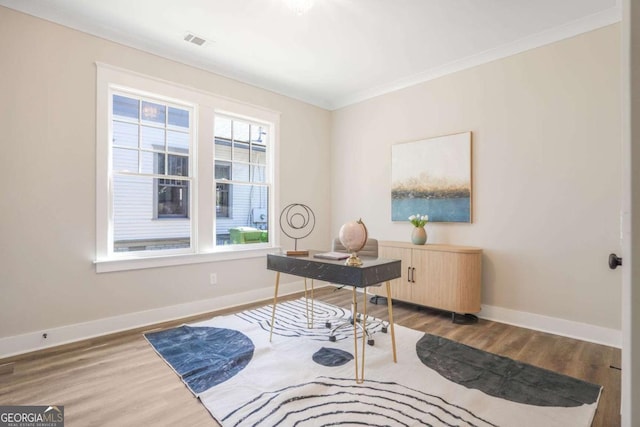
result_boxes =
[210,273,217,285]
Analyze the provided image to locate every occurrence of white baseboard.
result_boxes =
[343,289,620,348]
[1,285,620,359]
[0,280,314,359]
[479,304,621,348]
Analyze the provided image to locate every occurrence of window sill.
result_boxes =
[95,245,280,273]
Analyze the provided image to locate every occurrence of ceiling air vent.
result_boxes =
[184,33,207,46]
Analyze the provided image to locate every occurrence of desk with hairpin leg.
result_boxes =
[266,252,401,383]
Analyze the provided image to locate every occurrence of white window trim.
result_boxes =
[95,63,280,272]
[95,246,280,273]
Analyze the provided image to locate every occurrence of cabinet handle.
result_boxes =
[412,267,416,283]
[407,266,412,283]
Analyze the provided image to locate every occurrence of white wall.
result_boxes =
[0,6,623,355]
[0,7,331,347]
[331,25,622,336]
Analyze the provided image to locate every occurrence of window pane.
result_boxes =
[168,107,189,128]
[113,148,138,172]
[141,126,165,151]
[215,117,232,139]
[167,130,189,153]
[158,179,189,217]
[113,121,138,148]
[142,152,164,175]
[113,95,139,120]
[233,121,250,142]
[251,144,266,164]
[233,142,250,162]
[232,163,249,181]
[215,183,269,245]
[251,125,266,144]
[167,154,188,177]
[141,101,166,124]
[113,175,190,252]
[215,138,232,161]
[216,182,230,218]
[251,165,266,183]
[215,161,231,180]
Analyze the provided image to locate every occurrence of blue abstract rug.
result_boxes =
[145,298,601,426]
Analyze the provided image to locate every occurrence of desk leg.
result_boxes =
[360,287,368,382]
[352,286,366,384]
[303,278,316,328]
[386,281,397,363]
[269,271,281,342]
[310,279,315,327]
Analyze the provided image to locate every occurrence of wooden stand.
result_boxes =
[286,250,309,256]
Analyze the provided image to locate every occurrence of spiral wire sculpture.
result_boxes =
[279,203,315,251]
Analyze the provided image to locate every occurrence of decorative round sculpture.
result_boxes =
[279,203,315,255]
[339,219,368,266]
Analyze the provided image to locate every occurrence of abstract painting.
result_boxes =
[392,131,472,223]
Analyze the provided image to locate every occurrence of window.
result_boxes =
[214,117,270,245]
[111,94,193,252]
[96,64,279,271]
[157,155,189,219]
[215,163,231,218]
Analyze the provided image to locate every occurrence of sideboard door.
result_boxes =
[411,250,481,313]
[376,241,482,314]
[375,245,412,300]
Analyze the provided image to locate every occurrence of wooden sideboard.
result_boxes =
[370,241,482,315]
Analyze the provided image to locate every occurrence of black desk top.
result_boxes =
[267,251,401,288]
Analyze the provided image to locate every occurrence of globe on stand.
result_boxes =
[338,219,368,266]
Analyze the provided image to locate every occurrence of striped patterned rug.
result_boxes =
[145,298,601,427]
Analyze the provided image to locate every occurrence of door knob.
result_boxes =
[609,253,622,270]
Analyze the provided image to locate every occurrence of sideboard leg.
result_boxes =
[451,312,479,324]
[370,295,388,305]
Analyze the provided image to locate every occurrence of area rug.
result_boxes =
[145,298,602,427]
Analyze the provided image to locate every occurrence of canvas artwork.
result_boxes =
[392,132,472,223]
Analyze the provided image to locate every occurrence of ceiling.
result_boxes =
[0,0,620,110]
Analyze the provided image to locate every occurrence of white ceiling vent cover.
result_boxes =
[184,33,208,46]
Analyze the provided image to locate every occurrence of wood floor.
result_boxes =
[0,287,621,426]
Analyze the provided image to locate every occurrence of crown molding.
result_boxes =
[330,6,622,110]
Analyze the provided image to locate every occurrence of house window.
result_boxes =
[158,179,189,217]
[96,64,279,271]
[157,155,189,218]
[215,163,231,218]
